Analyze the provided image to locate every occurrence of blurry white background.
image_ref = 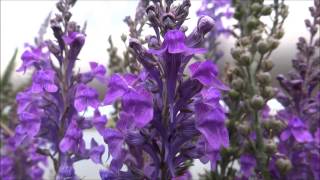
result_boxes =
[0,0,314,179]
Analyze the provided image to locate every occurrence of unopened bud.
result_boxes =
[147,35,159,49]
[121,34,127,42]
[229,89,240,99]
[197,16,214,34]
[263,119,285,133]
[251,3,262,12]
[231,47,243,60]
[276,158,292,174]
[268,38,279,50]
[238,121,251,135]
[240,37,250,46]
[257,72,272,85]
[261,5,272,15]
[64,12,72,22]
[162,13,176,29]
[261,60,274,71]
[247,16,259,30]
[262,86,275,99]
[264,139,277,154]
[180,25,188,33]
[239,51,251,66]
[231,78,244,91]
[252,30,262,42]
[274,29,285,39]
[257,40,269,54]
[250,95,265,110]
[56,1,65,12]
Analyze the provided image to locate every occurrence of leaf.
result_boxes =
[0,48,18,88]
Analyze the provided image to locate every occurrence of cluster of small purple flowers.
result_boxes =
[1,1,106,179]
[98,0,231,178]
[272,1,320,179]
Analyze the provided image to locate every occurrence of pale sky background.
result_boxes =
[0,0,314,179]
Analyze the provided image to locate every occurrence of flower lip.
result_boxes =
[149,29,206,55]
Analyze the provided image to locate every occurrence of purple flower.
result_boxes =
[280,117,313,143]
[149,29,206,55]
[121,88,153,128]
[59,118,85,153]
[89,138,105,164]
[189,60,229,91]
[16,111,41,137]
[104,73,137,105]
[80,62,107,83]
[92,110,108,136]
[74,83,100,112]
[239,154,256,178]
[31,69,58,93]
[16,44,50,73]
[195,99,229,151]
[104,73,153,128]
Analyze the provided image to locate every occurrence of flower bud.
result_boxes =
[231,78,245,91]
[268,38,279,50]
[121,34,127,42]
[257,40,269,54]
[261,5,272,15]
[262,86,275,99]
[64,12,72,22]
[274,29,285,39]
[252,30,262,42]
[197,16,214,35]
[239,51,251,66]
[276,158,292,174]
[162,13,176,30]
[238,121,251,135]
[231,47,243,60]
[247,16,259,30]
[147,35,159,49]
[179,25,188,33]
[250,95,265,110]
[264,139,277,154]
[281,5,289,18]
[251,3,262,12]
[257,72,272,85]
[56,1,65,12]
[229,89,240,99]
[263,119,285,133]
[239,37,249,47]
[261,60,274,71]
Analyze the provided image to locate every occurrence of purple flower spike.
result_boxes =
[281,117,313,143]
[89,138,105,164]
[31,69,58,93]
[189,60,229,91]
[74,84,100,112]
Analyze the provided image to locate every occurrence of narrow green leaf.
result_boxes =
[0,48,18,88]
